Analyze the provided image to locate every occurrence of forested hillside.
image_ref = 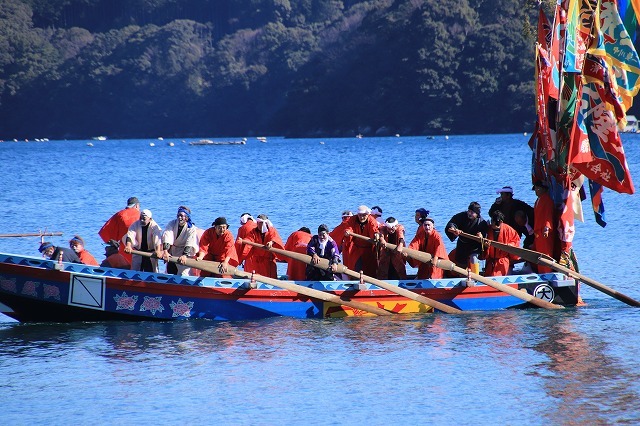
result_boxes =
[0,0,548,138]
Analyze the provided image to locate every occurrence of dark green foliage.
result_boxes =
[0,0,551,138]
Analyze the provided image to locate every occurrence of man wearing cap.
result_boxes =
[329,210,354,269]
[284,227,312,281]
[407,217,448,279]
[489,186,534,246]
[197,217,239,278]
[237,214,284,278]
[344,205,380,276]
[532,180,555,273]
[161,206,199,275]
[445,202,488,270]
[306,224,341,281]
[39,241,81,263]
[480,211,521,276]
[69,235,99,266]
[124,209,162,272]
[98,196,141,264]
[235,213,258,274]
[377,217,407,279]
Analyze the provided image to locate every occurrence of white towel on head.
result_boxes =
[259,219,273,233]
[240,214,253,225]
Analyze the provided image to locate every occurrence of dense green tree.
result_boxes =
[0,0,559,138]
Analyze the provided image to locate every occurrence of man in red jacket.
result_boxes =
[377,217,407,279]
[98,196,140,263]
[344,205,380,277]
[284,227,312,281]
[533,180,555,273]
[330,210,353,270]
[406,217,448,279]
[196,217,239,278]
[235,213,258,273]
[481,211,521,276]
[237,214,284,278]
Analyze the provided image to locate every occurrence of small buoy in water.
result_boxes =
[157,137,163,141]
[149,142,155,147]
[395,134,400,137]
[87,142,94,147]
[524,132,528,136]
[319,141,325,145]
[445,135,449,140]
[168,142,175,147]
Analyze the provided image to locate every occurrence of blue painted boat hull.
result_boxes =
[0,253,580,322]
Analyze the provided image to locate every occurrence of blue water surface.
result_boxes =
[1,134,639,424]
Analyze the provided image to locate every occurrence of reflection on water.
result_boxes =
[529,311,640,424]
[1,307,640,423]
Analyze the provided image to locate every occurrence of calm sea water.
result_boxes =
[1,134,640,424]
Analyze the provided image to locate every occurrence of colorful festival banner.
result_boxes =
[533,0,638,238]
[601,0,640,110]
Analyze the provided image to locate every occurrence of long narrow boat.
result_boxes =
[0,253,580,322]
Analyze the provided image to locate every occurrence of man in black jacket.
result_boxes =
[445,202,488,271]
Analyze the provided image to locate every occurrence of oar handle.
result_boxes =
[0,232,63,238]
[458,231,552,263]
[346,231,434,264]
[458,232,640,308]
[433,257,562,309]
[131,249,392,316]
[240,238,463,314]
[537,258,640,307]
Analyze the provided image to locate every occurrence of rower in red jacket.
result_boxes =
[98,196,140,264]
[237,214,284,278]
[196,217,239,278]
[284,227,312,281]
[235,213,258,273]
[344,205,380,277]
[532,180,555,273]
[481,211,521,276]
[329,210,353,271]
[69,235,99,266]
[407,217,448,279]
[377,217,407,279]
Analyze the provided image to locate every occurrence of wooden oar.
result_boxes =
[0,232,63,238]
[458,231,640,307]
[238,238,462,314]
[130,249,392,316]
[347,231,563,310]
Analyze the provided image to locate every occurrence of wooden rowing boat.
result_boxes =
[0,252,580,322]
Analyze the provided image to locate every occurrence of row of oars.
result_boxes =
[130,230,640,315]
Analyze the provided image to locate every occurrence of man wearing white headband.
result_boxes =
[343,205,380,276]
[407,217,448,279]
[124,208,163,272]
[161,206,199,276]
[370,206,384,225]
[377,217,407,279]
[236,214,284,278]
[235,213,257,273]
